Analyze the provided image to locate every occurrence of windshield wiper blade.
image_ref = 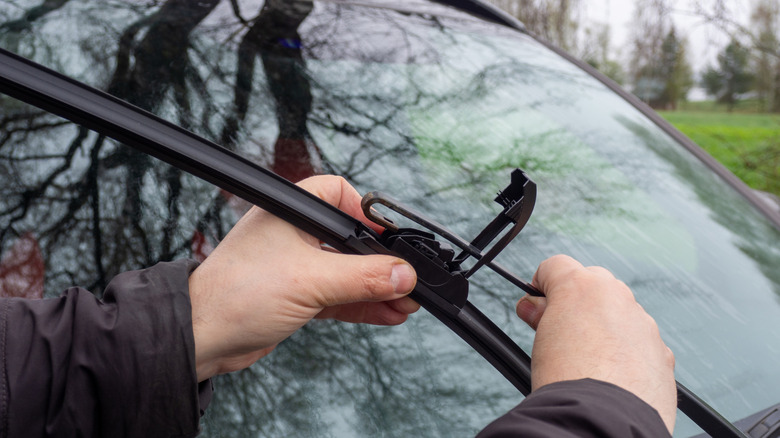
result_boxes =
[0,47,747,438]
[0,46,535,391]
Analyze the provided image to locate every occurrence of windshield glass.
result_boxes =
[2,1,780,436]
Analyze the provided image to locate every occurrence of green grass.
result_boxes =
[675,99,766,113]
[657,106,780,197]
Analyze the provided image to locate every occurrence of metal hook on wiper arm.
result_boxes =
[361,169,542,297]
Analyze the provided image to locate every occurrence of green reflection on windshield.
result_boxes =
[302,9,780,436]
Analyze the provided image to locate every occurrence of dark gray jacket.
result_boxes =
[478,379,671,437]
[0,260,669,437]
[0,260,210,438]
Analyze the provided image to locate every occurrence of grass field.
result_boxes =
[657,104,780,197]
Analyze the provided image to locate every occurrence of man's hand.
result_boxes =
[515,255,677,434]
[188,175,419,382]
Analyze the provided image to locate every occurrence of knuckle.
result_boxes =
[565,270,609,296]
[359,264,394,300]
[614,279,636,300]
[585,265,613,278]
[666,346,676,368]
[545,254,572,265]
[566,269,594,287]
[640,310,661,333]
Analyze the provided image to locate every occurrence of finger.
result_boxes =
[316,300,413,325]
[385,296,422,314]
[515,294,547,330]
[536,256,635,309]
[297,175,384,233]
[309,251,417,308]
[532,254,584,300]
[318,296,421,325]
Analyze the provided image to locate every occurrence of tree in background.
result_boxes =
[750,0,780,112]
[657,27,694,109]
[628,0,693,109]
[701,39,754,111]
[628,0,667,105]
[486,0,580,52]
[690,0,780,112]
[487,0,629,84]
[581,22,626,85]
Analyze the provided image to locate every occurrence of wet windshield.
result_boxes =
[2,1,780,436]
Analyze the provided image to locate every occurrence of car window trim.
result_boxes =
[0,46,747,438]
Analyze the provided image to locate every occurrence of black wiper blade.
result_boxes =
[0,47,747,438]
[0,49,364,255]
[0,47,535,390]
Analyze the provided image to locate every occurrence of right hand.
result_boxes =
[188,175,419,382]
[515,255,677,434]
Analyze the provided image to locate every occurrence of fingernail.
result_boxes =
[391,262,416,295]
[516,296,538,322]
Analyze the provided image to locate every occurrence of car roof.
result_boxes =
[316,0,526,30]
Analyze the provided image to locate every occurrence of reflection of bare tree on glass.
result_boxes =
[0,0,70,33]
[0,0,225,294]
[202,322,490,437]
[1,2,525,436]
[221,0,319,182]
[0,232,44,299]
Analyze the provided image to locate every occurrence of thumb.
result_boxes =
[310,252,417,308]
[516,294,547,330]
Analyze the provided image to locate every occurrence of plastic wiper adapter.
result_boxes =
[361,168,542,312]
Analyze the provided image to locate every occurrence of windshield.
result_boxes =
[2,1,780,436]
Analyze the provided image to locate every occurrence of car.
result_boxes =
[2,1,780,436]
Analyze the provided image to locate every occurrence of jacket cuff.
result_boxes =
[478,378,671,438]
[99,258,208,437]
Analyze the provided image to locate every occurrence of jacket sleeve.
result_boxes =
[0,259,212,438]
[477,378,671,438]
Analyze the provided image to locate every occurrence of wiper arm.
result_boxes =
[0,47,747,438]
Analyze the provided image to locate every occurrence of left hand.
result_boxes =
[515,255,677,434]
[188,175,420,381]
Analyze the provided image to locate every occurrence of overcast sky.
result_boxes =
[583,0,753,73]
